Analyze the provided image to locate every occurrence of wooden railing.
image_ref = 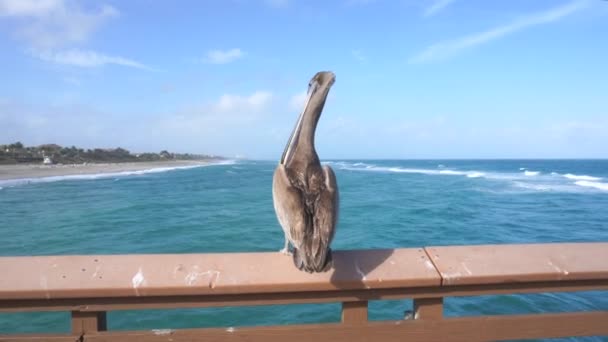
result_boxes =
[1,243,608,341]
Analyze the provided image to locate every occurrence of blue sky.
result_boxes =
[0,0,607,159]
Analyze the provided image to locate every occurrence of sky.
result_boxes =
[0,0,607,159]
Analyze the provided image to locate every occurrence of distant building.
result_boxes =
[43,156,53,165]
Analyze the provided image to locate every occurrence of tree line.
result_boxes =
[0,142,218,165]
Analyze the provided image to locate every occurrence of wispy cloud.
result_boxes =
[0,0,63,16]
[352,49,367,62]
[0,0,118,48]
[32,49,154,70]
[214,91,273,112]
[410,0,588,63]
[289,91,307,111]
[1,0,151,71]
[423,0,455,17]
[203,48,244,64]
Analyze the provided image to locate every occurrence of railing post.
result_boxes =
[341,301,368,324]
[71,310,107,336]
[413,297,443,320]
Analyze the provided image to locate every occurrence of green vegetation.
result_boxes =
[0,142,219,165]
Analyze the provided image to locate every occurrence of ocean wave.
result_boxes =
[325,162,608,194]
[466,172,485,178]
[335,162,487,179]
[512,182,553,191]
[0,160,235,188]
[574,180,608,191]
[511,181,599,193]
[563,173,602,181]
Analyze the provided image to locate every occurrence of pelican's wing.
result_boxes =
[272,164,308,248]
[309,165,339,266]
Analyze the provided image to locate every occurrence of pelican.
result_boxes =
[272,71,339,273]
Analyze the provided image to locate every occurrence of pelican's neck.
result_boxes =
[292,90,327,160]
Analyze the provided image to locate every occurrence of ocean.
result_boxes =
[1,159,607,340]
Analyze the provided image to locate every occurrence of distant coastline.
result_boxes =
[0,142,225,182]
[0,160,226,182]
[0,142,221,165]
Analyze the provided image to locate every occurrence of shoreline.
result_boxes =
[0,160,221,182]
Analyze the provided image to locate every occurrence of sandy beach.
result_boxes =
[0,160,215,181]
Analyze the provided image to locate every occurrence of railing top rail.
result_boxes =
[0,248,440,300]
[428,242,608,286]
[0,243,607,301]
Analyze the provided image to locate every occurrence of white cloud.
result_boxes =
[423,0,455,17]
[0,0,62,17]
[215,91,273,112]
[32,49,153,70]
[289,91,307,111]
[0,0,118,48]
[203,48,244,64]
[410,0,588,63]
[0,90,279,158]
[1,1,151,71]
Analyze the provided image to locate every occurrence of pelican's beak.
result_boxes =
[280,81,319,165]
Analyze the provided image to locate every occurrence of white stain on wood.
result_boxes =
[184,266,221,288]
[152,329,173,335]
[131,267,146,296]
[40,276,50,299]
[443,271,462,285]
[461,262,472,275]
[91,266,101,279]
[354,261,369,288]
[548,261,569,276]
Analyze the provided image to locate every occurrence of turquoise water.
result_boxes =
[1,159,608,340]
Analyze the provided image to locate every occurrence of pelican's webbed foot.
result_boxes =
[279,238,292,255]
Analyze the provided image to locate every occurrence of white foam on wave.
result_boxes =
[0,160,235,188]
[511,181,598,193]
[512,182,552,191]
[329,161,607,194]
[563,173,602,181]
[383,167,439,175]
[336,162,487,179]
[574,180,608,191]
[466,172,485,178]
[519,167,527,171]
[439,170,463,175]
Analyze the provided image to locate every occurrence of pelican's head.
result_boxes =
[280,71,336,165]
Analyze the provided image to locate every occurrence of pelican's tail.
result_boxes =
[293,247,333,273]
